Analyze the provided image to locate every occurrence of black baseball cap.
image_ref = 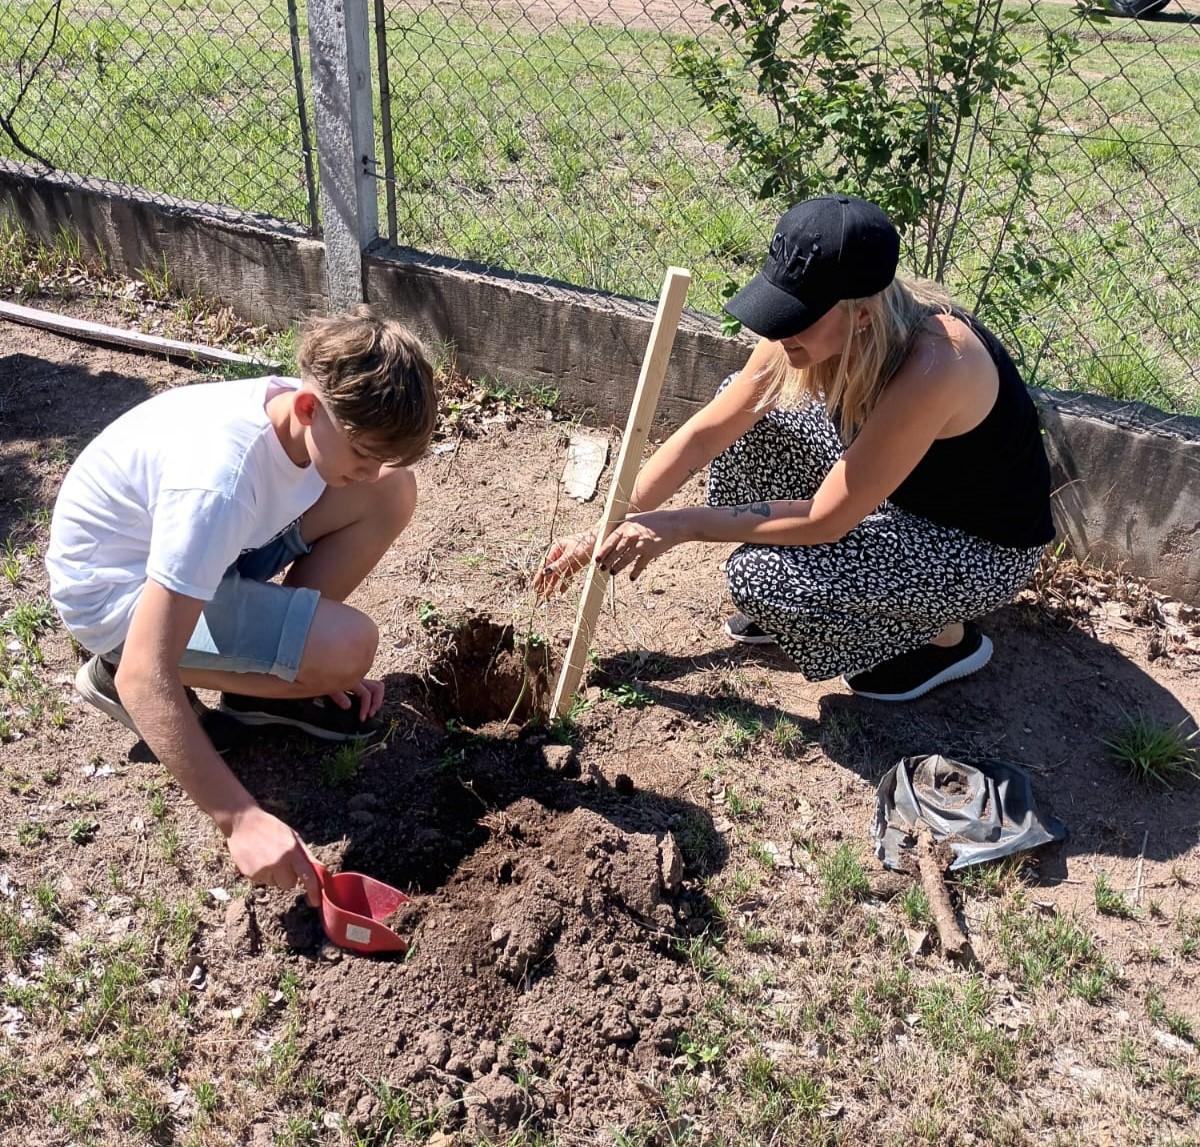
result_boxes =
[725,195,901,339]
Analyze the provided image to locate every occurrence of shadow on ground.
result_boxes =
[592,601,1199,871]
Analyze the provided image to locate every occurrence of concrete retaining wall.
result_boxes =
[0,161,325,330]
[2,163,1198,601]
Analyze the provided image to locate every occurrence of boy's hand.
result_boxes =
[327,677,385,721]
[226,806,321,906]
[533,530,598,599]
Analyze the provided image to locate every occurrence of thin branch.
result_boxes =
[2,0,64,168]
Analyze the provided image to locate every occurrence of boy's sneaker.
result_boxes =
[723,613,777,645]
[844,623,993,703]
[75,655,208,734]
[218,692,384,742]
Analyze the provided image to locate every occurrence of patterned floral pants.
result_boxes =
[706,386,1045,681]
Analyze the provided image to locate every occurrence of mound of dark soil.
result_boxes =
[267,792,697,1140]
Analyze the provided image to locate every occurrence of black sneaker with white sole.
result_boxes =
[723,613,777,645]
[844,623,993,702]
[75,654,208,734]
[217,692,384,742]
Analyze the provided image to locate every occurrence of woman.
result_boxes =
[534,195,1054,702]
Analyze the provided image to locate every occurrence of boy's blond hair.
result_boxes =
[298,305,437,466]
[760,276,955,441]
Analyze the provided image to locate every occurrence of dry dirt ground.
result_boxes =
[2,313,1200,1146]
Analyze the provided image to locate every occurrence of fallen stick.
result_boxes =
[915,827,974,963]
[0,299,280,371]
[550,266,691,719]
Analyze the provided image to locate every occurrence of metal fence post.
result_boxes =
[306,0,378,311]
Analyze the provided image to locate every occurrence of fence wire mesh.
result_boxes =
[0,0,318,231]
[377,0,1200,412]
[2,0,1197,412]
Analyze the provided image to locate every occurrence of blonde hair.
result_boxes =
[761,276,955,441]
[298,304,437,466]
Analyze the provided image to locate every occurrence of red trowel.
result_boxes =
[308,854,410,956]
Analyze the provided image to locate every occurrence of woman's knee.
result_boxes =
[298,602,378,690]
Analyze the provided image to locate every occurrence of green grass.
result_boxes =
[1102,712,1199,787]
[998,902,1118,1003]
[1094,872,1137,919]
[2,0,1197,409]
[816,843,870,910]
[321,738,367,786]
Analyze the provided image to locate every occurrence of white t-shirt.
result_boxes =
[46,376,327,655]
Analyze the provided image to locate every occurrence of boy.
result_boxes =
[46,306,437,904]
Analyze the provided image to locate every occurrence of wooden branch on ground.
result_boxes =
[0,300,279,372]
[916,826,975,964]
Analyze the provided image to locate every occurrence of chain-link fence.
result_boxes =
[0,0,318,231]
[2,0,1198,412]
[377,0,1200,412]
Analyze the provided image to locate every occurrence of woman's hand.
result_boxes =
[594,511,684,581]
[534,529,598,599]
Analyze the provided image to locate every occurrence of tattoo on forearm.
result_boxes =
[730,502,771,518]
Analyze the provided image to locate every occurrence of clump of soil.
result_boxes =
[427,615,556,727]
[279,792,702,1139]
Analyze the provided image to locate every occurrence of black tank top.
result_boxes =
[885,310,1055,549]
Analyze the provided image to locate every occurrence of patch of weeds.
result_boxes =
[998,903,1117,1003]
[676,933,730,988]
[1102,712,1198,787]
[917,976,1016,1080]
[851,988,882,1041]
[126,1083,171,1139]
[748,839,776,870]
[546,694,592,745]
[1094,872,1137,919]
[900,885,932,928]
[143,784,168,822]
[1160,1059,1200,1110]
[724,787,763,821]
[713,707,763,757]
[0,903,54,962]
[366,1078,442,1140]
[1146,988,1195,1042]
[679,1028,727,1073]
[0,540,36,588]
[193,1079,219,1120]
[68,818,99,845]
[416,600,439,628]
[735,1050,828,1135]
[771,714,803,751]
[1178,913,1200,959]
[137,254,174,302]
[1113,1037,1140,1072]
[817,843,870,910]
[603,682,653,709]
[952,856,1027,897]
[872,963,915,1016]
[17,819,47,847]
[321,738,367,786]
[740,924,778,952]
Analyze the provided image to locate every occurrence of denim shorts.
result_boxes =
[109,520,320,682]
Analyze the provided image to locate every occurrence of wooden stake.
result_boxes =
[551,267,691,718]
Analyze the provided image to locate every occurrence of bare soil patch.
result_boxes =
[2,318,1199,1144]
